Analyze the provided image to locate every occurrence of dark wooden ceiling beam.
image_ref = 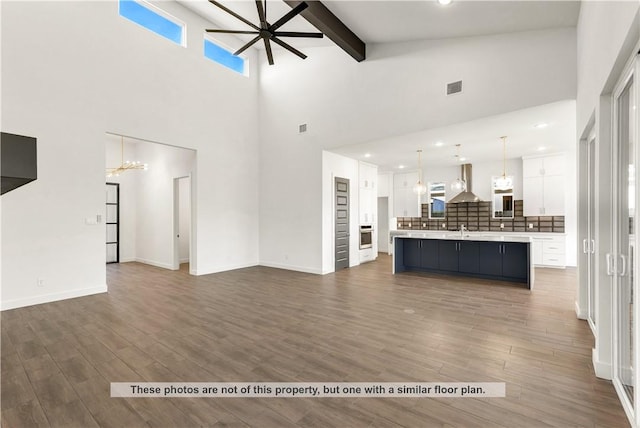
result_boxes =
[283,0,366,62]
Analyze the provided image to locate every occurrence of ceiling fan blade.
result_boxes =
[264,38,275,65]
[255,0,267,29]
[273,31,323,38]
[271,37,307,60]
[234,35,262,55]
[205,29,260,35]
[208,0,260,31]
[270,1,308,32]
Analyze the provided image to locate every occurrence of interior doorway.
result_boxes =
[105,132,196,273]
[173,175,192,271]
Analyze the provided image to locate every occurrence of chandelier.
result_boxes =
[106,136,148,178]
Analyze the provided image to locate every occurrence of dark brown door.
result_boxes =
[335,177,350,270]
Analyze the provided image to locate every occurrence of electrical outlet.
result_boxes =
[37,278,44,287]
[422,223,426,228]
[500,223,504,229]
[408,223,412,228]
[529,223,534,229]
[442,223,446,229]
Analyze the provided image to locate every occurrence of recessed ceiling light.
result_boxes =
[398,165,405,169]
[364,153,372,158]
[459,157,466,162]
[537,146,546,151]
[437,0,453,5]
[434,141,444,147]
[534,123,548,129]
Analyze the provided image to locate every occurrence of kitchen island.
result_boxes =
[393,233,534,289]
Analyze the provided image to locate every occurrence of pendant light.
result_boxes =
[450,144,466,192]
[412,149,427,195]
[494,136,513,190]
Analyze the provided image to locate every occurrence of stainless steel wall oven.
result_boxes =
[360,225,373,249]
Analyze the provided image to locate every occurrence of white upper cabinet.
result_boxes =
[393,171,420,218]
[522,153,565,216]
[359,162,378,225]
[523,153,565,177]
[359,162,376,189]
[377,173,391,197]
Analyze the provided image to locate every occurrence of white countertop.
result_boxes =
[392,231,532,243]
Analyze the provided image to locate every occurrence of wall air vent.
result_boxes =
[299,123,308,133]
[447,80,463,95]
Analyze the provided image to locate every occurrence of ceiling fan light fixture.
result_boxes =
[205,0,324,65]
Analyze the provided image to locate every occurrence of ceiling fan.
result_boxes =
[206,0,324,65]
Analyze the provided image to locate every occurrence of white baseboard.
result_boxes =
[575,300,587,320]
[120,257,136,263]
[1,285,107,311]
[179,258,190,264]
[134,258,174,270]
[195,261,259,276]
[259,261,323,275]
[593,349,612,380]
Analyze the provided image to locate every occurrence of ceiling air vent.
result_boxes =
[447,80,463,95]
[299,123,308,133]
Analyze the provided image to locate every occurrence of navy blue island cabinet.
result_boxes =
[394,237,532,289]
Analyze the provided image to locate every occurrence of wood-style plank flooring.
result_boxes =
[1,255,630,427]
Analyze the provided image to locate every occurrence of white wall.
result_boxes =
[576,1,640,133]
[259,28,576,274]
[1,1,259,309]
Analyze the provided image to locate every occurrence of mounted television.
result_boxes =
[1,132,37,195]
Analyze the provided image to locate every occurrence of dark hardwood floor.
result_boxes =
[1,255,629,427]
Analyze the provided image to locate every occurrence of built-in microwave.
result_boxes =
[360,225,373,249]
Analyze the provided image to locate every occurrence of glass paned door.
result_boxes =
[615,71,636,408]
[106,183,119,264]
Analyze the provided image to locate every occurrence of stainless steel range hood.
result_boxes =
[449,164,482,203]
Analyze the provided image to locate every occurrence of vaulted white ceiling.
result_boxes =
[178,1,580,170]
[178,0,580,49]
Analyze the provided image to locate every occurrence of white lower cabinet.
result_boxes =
[531,235,566,267]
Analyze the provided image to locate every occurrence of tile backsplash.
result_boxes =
[397,200,564,233]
